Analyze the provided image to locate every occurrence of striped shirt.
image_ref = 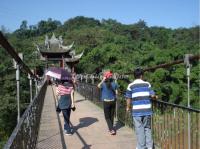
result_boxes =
[56,84,73,96]
[125,79,155,117]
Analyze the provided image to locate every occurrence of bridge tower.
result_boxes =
[35,33,83,73]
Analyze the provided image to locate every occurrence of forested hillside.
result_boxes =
[0,16,199,147]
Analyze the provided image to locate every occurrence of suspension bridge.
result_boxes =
[0,32,199,149]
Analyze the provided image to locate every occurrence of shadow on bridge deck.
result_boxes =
[36,85,136,149]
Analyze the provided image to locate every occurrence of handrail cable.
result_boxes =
[124,54,200,75]
[0,31,38,79]
[76,55,199,77]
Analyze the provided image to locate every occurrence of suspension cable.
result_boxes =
[124,54,200,75]
[0,31,38,79]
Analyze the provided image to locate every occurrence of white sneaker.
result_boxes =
[65,133,72,136]
[64,129,72,135]
[65,131,72,136]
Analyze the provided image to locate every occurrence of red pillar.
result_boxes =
[62,56,65,68]
[60,56,65,68]
[60,60,63,68]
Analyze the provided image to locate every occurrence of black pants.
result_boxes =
[103,101,116,131]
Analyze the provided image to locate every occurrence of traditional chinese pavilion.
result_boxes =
[35,33,83,72]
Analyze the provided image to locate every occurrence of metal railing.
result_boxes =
[77,82,200,149]
[3,81,47,149]
[77,82,102,107]
[152,100,200,149]
[76,82,133,126]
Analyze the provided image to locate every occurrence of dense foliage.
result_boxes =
[0,16,199,147]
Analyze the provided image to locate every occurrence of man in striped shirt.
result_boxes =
[125,68,157,149]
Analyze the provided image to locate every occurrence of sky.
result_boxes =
[0,0,199,32]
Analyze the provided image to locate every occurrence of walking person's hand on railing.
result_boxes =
[150,95,158,100]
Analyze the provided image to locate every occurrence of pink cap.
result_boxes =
[104,71,113,79]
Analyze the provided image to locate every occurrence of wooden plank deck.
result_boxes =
[36,85,65,149]
[36,85,136,149]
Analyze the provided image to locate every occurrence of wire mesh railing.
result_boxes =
[0,31,44,149]
[3,81,47,149]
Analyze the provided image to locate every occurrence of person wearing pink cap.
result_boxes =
[98,71,118,135]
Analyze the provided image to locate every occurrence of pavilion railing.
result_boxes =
[77,82,200,149]
[3,81,47,149]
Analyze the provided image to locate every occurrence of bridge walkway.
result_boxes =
[36,85,136,149]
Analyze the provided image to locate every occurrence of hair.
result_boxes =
[105,78,113,89]
[57,79,73,87]
[134,68,144,79]
[60,79,72,84]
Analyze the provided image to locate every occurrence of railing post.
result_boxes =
[80,74,83,82]
[13,53,23,124]
[91,75,94,84]
[28,74,33,102]
[16,64,20,123]
[85,74,88,83]
[184,54,192,149]
[91,86,93,101]
[35,78,38,95]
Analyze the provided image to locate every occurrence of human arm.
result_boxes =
[126,98,132,112]
[70,89,75,108]
[125,84,132,112]
[115,90,118,97]
[97,77,106,88]
[149,89,158,100]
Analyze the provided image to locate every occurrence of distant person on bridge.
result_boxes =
[56,80,76,135]
[98,71,118,135]
[125,68,157,149]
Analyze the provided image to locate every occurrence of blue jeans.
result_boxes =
[62,108,71,133]
[133,115,153,149]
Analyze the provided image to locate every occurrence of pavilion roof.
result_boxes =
[35,33,83,62]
